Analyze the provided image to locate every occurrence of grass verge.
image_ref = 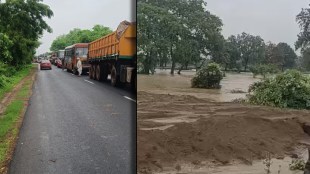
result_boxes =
[0,64,36,173]
[0,65,34,101]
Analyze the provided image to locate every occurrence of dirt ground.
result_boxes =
[137,72,310,174]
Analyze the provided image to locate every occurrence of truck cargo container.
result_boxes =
[64,43,90,74]
[88,21,136,89]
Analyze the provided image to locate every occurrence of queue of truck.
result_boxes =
[48,21,136,89]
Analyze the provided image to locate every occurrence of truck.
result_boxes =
[88,21,136,89]
[57,50,65,60]
[64,43,90,74]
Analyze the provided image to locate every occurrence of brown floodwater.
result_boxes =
[138,69,310,174]
[138,69,260,102]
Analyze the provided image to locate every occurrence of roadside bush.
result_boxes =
[191,62,223,89]
[0,75,9,88]
[0,62,16,77]
[248,70,310,109]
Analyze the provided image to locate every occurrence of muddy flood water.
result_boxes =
[138,69,260,102]
[137,69,310,174]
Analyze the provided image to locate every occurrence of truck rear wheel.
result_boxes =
[131,69,136,92]
[102,64,108,81]
[96,64,101,81]
[89,65,93,79]
[111,66,118,86]
[92,65,96,79]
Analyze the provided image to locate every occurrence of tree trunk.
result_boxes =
[177,65,184,74]
[142,53,150,74]
[244,58,249,72]
[171,60,176,75]
[170,44,175,75]
[197,59,207,71]
[150,50,155,74]
[159,53,164,69]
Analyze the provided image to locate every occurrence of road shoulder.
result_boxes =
[0,66,37,174]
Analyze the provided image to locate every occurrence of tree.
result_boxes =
[296,4,310,51]
[223,35,241,71]
[276,43,297,71]
[264,42,297,71]
[137,0,224,74]
[237,32,265,71]
[50,26,112,51]
[300,47,310,71]
[264,42,278,64]
[0,0,53,66]
[0,33,13,63]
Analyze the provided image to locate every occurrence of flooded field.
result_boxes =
[137,69,310,174]
[138,69,260,102]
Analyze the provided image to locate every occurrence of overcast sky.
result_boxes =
[36,0,136,55]
[206,0,309,55]
[37,0,308,55]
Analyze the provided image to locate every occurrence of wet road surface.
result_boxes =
[9,66,136,174]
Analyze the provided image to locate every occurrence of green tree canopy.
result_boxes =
[50,25,112,51]
[0,0,53,66]
[222,35,242,71]
[296,4,310,51]
[237,32,265,71]
[0,33,13,63]
[276,43,297,71]
[300,47,310,71]
[137,0,224,74]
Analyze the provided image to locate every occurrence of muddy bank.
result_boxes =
[138,91,310,174]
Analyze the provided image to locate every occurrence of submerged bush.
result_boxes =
[191,63,223,89]
[248,70,310,109]
[289,159,305,171]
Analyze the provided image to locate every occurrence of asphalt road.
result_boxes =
[9,65,136,174]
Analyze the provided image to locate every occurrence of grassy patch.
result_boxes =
[0,100,23,162]
[0,65,33,101]
[0,64,35,171]
[16,83,31,99]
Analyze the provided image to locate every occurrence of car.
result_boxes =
[40,60,52,70]
[56,59,62,68]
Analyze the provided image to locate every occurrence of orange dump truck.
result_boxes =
[88,21,136,88]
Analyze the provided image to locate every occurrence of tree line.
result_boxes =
[137,0,301,75]
[50,25,112,51]
[0,0,53,68]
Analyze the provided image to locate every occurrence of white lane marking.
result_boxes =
[124,96,136,103]
[84,79,94,84]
